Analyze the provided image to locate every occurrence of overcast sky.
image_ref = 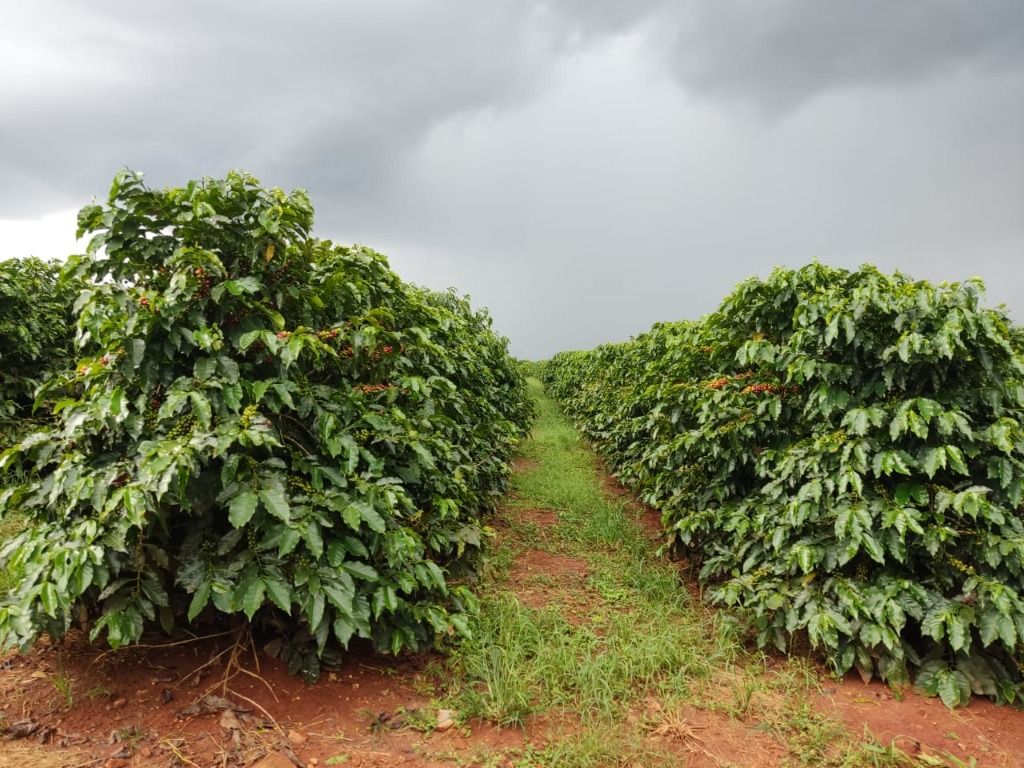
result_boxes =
[2,1,1022,358]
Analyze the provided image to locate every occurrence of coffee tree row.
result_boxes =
[0,171,532,679]
[0,257,80,444]
[545,264,1024,706]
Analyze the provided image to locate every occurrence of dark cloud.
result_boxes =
[663,1,1024,111]
[548,1,1024,111]
[2,1,1022,357]
[1,1,555,215]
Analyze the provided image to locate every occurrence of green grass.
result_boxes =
[509,381,653,555]
[445,379,736,726]
[437,378,975,767]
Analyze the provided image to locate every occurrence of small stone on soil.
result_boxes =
[435,708,456,731]
[252,753,295,768]
[287,729,308,746]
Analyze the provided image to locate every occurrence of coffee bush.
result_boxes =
[0,171,531,678]
[0,257,80,442]
[546,264,1024,706]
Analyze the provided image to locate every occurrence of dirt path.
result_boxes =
[2,382,1023,768]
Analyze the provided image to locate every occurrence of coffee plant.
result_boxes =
[0,257,80,443]
[545,263,1024,706]
[0,171,531,678]
[516,359,546,380]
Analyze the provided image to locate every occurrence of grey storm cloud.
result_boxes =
[1,1,554,213]
[2,1,1022,357]
[664,1,1024,109]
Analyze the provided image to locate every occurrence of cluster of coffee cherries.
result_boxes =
[245,525,263,552]
[947,555,977,576]
[76,353,114,376]
[291,552,317,575]
[193,267,214,299]
[741,382,783,395]
[338,342,398,361]
[286,473,315,497]
[740,382,799,396]
[824,428,848,447]
[293,374,315,400]
[356,383,393,394]
[240,404,259,428]
[143,394,162,430]
[706,371,753,390]
[266,259,295,287]
[166,413,196,439]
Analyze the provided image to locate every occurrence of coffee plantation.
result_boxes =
[0,171,531,678]
[3,176,1022,710]
[545,263,1024,706]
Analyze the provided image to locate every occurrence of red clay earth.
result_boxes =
[0,632,528,768]
[635,699,789,767]
[507,548,591,616]
[821,678,1024,767]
